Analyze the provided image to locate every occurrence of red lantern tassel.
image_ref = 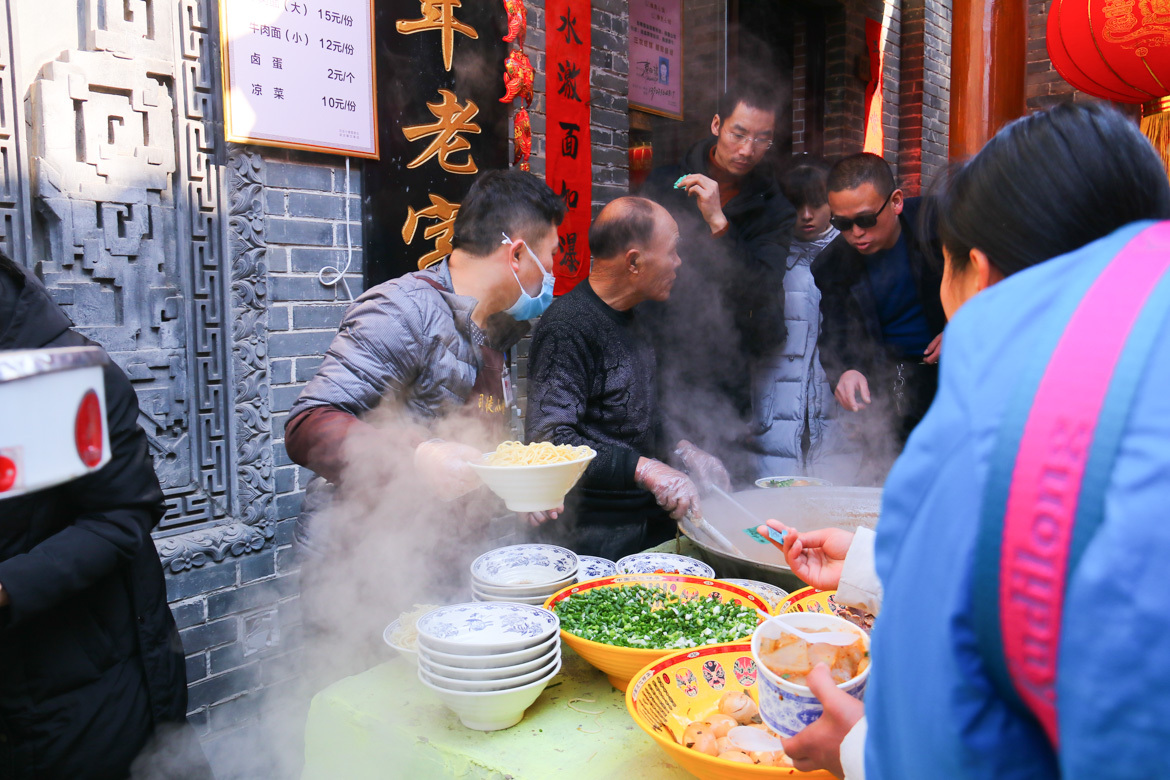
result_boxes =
[1142,97,1170,183]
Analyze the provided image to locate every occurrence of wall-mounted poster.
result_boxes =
[220,0,378,158]
[629,0,683,120]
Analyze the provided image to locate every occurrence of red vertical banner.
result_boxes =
[546,0,592,295]
[863,18,885,155]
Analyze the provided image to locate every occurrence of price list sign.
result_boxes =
[220,0,379,157]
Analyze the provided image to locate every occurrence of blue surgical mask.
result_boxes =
[501,232,554,320]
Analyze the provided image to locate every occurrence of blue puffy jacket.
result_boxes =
[866,221,1170,779]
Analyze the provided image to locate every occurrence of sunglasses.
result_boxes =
[829,192,892,232]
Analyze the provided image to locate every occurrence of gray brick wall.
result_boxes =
[168,149,364,778]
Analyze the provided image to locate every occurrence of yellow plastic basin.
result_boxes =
[543,574,771,692]
[625,642,835,779]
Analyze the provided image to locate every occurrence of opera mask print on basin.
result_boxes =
[733,656,757,686]
[702,659,726,690]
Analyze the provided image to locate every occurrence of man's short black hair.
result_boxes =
[781,156,832,210]
[827,153,897,199]
[588,197,658,260]
[451,169,566,256]
[716,81,780,123]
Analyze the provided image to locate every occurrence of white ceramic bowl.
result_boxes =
[470,544,579,587]
[750,612,870,737]
[419,645,560,681]
[468,451,596,512]
[420,634,560,669]
[471,590,555,606]
[471,574,577,598]
[417,657,563,731]
[615,552,715,578]
[419,651,561,692]
[382,619,418,658]
[577,555,617,580]
[720,578,790,610]
[416,602,560,655]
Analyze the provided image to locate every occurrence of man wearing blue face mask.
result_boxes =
[285,171,565,672]
[288,169,565,495]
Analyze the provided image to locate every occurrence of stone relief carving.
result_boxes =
[0,3,28,262]
[25,0,274,572]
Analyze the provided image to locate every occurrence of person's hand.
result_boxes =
[677,174,729,235]
[675,439,732,493]
[635,457,701,521]
[781,663,865,777]
[834,370,871,412]
[521,506,562,527]
[413,439,483,501]
[923,333,943,365]
[0,583,8,608]
[756,520,854,591]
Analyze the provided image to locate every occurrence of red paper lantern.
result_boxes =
[1046,0,1170,103]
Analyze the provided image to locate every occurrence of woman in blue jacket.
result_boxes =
[762,103,1170,778]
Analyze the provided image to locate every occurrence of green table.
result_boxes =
[302,646,692,779]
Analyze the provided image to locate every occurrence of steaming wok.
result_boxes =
[683,486,882,590]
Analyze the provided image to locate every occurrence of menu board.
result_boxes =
[220,0,378,158]
[628,0,683,120]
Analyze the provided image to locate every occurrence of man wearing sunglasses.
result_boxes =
[639,81,796,483]
[811,153,946,483]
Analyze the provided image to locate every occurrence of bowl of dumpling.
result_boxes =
[624,641,836,778]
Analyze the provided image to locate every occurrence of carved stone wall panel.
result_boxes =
[0,1,26,262]
[26,0,275,568]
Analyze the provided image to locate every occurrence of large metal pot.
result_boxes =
[683,486,882,590]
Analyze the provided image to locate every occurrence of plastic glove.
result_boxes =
[674,439,732,493]
[413,439,483,501]
[635,457,701,521]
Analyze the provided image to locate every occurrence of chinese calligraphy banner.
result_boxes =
[546,0,592,295]
[362,0,509,285]
[629,0,683,120]
[220,0,378,157]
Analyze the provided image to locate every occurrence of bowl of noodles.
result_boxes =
[469,441,596,512]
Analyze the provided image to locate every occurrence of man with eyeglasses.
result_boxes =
[639,82,796,484]
[812,152,946,483]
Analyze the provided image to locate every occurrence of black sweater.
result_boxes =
[526,280,665,519]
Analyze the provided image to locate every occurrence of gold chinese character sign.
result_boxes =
[396,0,478,72]
[403,193,460,269]
[402,89,482,174]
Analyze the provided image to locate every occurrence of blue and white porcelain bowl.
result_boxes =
[577,555,617,580]
[416,602,560,655]
[720,578,790,610]
[470,544,579,588]
[751,612,870,737]
[615,552,715,578]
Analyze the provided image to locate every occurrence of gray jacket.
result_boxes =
[751,228,838,475]
[289,259,527,425]
[288,259,527,557]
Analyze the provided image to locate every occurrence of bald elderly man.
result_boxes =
[525,197,729,559]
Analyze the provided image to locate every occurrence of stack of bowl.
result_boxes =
[415,602,562,731]
[470,544,579,604]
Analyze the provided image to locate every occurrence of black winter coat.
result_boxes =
[0,262,188,779]
[639,139,795,475]
[812,197,947,427]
